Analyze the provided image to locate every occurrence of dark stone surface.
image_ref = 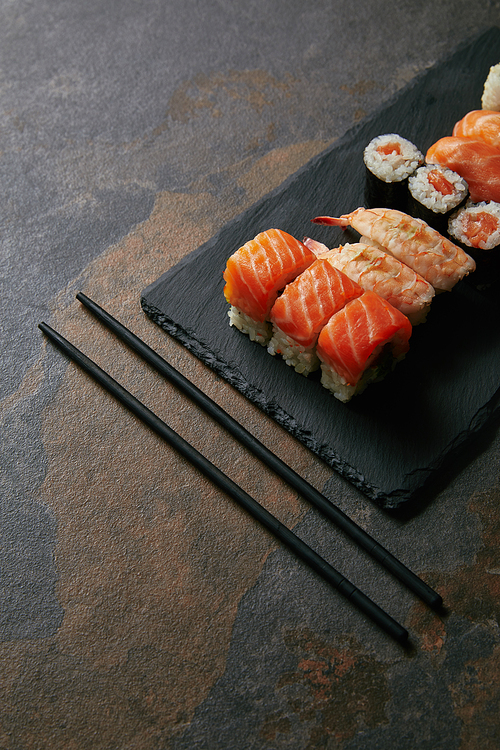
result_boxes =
[2,2,500,748]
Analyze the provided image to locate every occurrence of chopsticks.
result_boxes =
[39,319,409,645]
[75,293,442,610]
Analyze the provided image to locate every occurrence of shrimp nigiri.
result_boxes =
[268,258,363,375]
[304,238,435,325]
[223,228,316,344]
[452,110,500,148]
[426,136,500,204]
[312,208,476,292]
[316,290,412,402]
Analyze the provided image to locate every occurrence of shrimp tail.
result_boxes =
[313,208,366,227]
[303,237,330,256]
[311,215,349,227]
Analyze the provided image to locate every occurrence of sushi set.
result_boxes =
[223,226,415,404]
[142,27,500,508]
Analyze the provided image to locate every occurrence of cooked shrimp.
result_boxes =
[312,207,476,292]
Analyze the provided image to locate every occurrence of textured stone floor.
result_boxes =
[1,2,500,748]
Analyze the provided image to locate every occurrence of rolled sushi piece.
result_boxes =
[223,228,316,345]
[363,134,424,211]
[407,164,469,234]
[482,63,500,111]
[447,200,500,285]
[316,291,412,403]
[304,238,435,325]
[268,258,363,375]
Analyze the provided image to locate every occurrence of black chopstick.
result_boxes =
[39,321,408,645]
[75,292,443,610]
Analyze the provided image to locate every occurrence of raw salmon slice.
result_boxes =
[270,258,363,348]
[223,229,316,323]
[452,110,500,148]
[316,290,412,387]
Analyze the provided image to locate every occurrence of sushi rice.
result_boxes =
[447,200,500,250]
[363,134,424,211]
[319,343,398,403]
[228,305,272,345]
[319,364,360,403]
[267,328,319,375]
[408,165,468,215]
[364,134,423,183]
[482,62,500,111]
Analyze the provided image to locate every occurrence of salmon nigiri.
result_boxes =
[452,110,500,148]
[426,136,500,204]
[313,207,476,292]
[223,228,316,344]
[316,291,412,402]
[267,258,363,375]
[304,237,435,325]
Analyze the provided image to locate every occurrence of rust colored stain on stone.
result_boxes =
[340,79,380,97]
[260,629,390,746]
[406,487,500,746]
[157,69,295,128]
[450,644,500,750]
[412,488,500,633]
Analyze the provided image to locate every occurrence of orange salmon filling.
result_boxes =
[377,142,402,156]
[462,211,499,247]
[427,169,454,196]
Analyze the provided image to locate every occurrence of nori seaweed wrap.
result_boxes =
[408,164,469,234]
[363,134,423,211]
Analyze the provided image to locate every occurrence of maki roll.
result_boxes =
[223,229,316,345]
[267,258,363,376]
[316,291,412,403]
[363,134,424,211]
[407,164,469,234]
[447,201,500,286]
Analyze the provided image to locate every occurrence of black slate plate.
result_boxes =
[142,27,500,508]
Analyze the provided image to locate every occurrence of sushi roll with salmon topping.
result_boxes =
[312,207,476,292]
[363,134,423,211]
[316,291,412,403]
[407,164,469,234]
[223,228,316,345]
[267,258,363,375]
[304,238,435,325]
